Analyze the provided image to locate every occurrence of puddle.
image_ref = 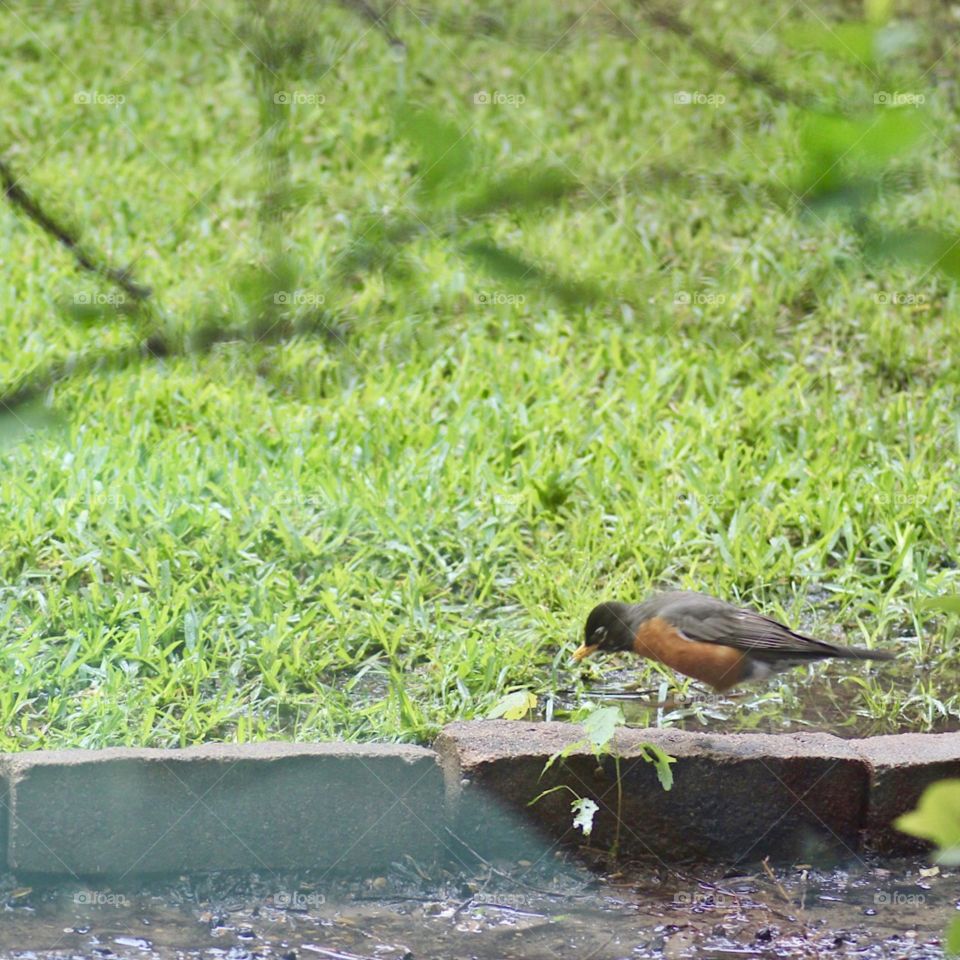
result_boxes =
[550,667,960,738]
[0,854,955,959]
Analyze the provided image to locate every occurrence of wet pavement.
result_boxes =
[0,853,955,959]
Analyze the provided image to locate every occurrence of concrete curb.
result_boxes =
[4,742,444,877]
[0,725,957,875]
[438,723,870,863]
[437,722,960,863]
[852,733,960,854]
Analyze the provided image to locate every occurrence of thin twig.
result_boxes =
[761,856,794,905]
[0,156,152,301]
[0,310,343,412]
[403,0,823,111]
[468,900,547,918]
[628,0,816,109]
[400,5,639,49]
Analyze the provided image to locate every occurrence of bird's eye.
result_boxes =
[592,626,607,641]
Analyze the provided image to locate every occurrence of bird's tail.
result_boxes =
[829,645,896,661]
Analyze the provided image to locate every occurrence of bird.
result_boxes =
[573,591,895,692]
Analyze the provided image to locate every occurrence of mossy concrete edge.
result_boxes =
[0,726,957,875]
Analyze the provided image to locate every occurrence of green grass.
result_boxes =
[0,0,957,749]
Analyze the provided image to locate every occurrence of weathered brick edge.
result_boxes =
[434,722,960,863]
[0,726,956,875]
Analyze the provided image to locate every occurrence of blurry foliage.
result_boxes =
[0,402,64,451]
[0,0,593,437]
[0,0,957,750]
[0,0,953,426]
[897,779,960,864]
[782,8,953,283]
[896,780,960,954]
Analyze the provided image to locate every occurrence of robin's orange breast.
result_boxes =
[632,616,746,692]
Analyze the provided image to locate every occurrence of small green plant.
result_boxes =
[895,779,960,954]
[529,705,675,857]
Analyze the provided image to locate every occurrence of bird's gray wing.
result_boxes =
[653,593,838,660]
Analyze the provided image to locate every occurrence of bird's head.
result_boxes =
[573,602,636,661]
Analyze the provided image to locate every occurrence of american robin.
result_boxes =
[573,591,895,692]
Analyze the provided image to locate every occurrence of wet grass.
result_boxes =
[0,0,958,749]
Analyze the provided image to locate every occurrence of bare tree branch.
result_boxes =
[628,0,818,110]
[0,155,152,302]
[0,312,345,413]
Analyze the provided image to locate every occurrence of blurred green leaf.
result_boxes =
[947,916,960,955]
[798,109,926,201]
[785,22,877,66]
[396,106,473,199]
[895,779,960,851]
[0,402,62,450]
[919,596,960,614]
[866,229,960,281]
[803,109,925,168]
[938,846,960,867]
[457,167,579,217]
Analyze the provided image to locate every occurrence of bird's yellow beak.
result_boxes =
[572,643,598,662]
